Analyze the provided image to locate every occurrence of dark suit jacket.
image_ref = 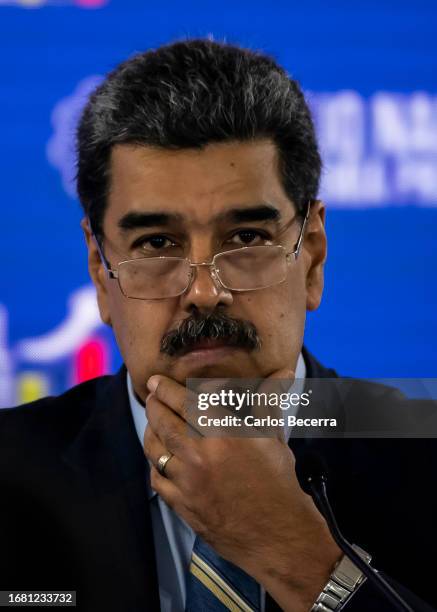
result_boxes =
[0,348,436,611]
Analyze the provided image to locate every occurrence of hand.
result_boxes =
[143,370,341,612]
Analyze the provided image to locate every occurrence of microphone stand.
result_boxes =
[307,474,413,612]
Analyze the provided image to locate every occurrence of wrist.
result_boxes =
[252,535,343,612]
[310,544,372,611]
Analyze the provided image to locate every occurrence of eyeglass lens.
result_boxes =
[117,245,288,299]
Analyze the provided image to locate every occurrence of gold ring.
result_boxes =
[157,452,174,477]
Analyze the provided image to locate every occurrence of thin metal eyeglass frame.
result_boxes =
[90,201,311,299]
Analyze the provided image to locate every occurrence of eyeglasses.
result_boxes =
[92,203,310,300]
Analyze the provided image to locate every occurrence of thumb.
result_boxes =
[248,368,295,440]
[257,367,295,396]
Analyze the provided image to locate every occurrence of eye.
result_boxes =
[227,229,273,246]
[132,234,179,253]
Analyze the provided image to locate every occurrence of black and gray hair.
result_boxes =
[76,38,321,236]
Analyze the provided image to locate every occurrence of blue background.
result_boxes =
[1,0,436,407]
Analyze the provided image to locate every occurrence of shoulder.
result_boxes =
[0,374,116,456]
[302,345,410,406]
[300,346,437,482]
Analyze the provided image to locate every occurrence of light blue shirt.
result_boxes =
[127,354,306,612]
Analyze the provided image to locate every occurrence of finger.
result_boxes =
[146,393,192,451]
[147,375,189,419]
[147,376,230,436]
[143,425,181,480]
[149,464,183,510]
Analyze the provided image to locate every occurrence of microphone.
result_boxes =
[296,449,413,612]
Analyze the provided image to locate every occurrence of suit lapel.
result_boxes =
[63,367,160,611]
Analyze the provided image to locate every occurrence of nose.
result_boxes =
[179,262,233,314]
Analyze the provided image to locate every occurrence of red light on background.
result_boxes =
[73,337,108,384]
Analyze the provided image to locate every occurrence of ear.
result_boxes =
[80,218,112,326]
[302,200,327,311]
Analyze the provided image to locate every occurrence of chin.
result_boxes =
[181,364,237,380]
[172,357,263,382]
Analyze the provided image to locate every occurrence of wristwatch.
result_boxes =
[311,544,372,611]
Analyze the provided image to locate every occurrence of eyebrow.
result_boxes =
[117,204,281,233]
[219,205,281,223]
[117,211,184,232]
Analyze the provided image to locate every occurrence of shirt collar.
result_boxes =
[127,353,306,500]
[127,373,156,501]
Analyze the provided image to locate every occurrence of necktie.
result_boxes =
[185,536,261,612]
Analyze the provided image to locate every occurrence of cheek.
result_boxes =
[241,270,307,363]
[106,289,174,386]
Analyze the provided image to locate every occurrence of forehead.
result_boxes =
[104,139,293,231]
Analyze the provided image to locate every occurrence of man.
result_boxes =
[0,39,435,612]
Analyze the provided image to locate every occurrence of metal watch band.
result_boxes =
[311,545,372,611]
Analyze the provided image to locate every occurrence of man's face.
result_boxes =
[84,139,326,401]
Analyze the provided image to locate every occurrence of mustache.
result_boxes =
[160,312,262,357]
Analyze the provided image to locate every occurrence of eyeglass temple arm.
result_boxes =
[87,218,119,279]
[286,200,311,260]
[297,200,311,252]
